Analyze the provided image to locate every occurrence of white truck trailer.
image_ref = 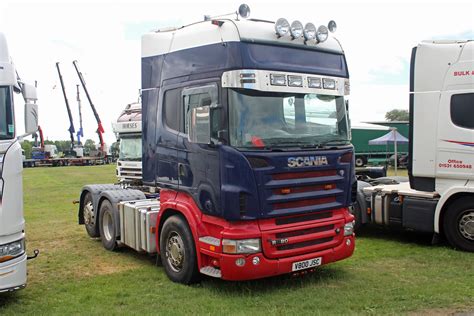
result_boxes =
[355,40,474,252]
[0,32,39,292]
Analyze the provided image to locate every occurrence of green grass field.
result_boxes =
[0,165,473,315]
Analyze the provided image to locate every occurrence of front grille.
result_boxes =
[261,210,346,259]
[277,237,333,251]
[275,212,332,225]
[265,169,344,216]
[276,224,334,238]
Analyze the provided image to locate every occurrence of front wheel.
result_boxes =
[443,197,474,252]
[99,200,118,251]
[160,215,200,284]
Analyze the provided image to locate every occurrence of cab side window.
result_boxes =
[451,93,474,129]
[163,88,181,132]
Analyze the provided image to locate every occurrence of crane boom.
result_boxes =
[55,62,75,149]
[72,60,105,153]
[76,84,84,145]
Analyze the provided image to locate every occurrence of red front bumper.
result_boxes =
[218,235,354,281]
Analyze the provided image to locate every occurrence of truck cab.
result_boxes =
[113,102,142,184]
[357,40,474,252]
[79,8,356,283]
[0,32,39,292]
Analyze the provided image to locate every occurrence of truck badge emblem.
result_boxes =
[287,156,328,168]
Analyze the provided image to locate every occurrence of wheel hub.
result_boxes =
[84,202,94,225]
[166,232,185,272]
[103,211,114,241]
[459,211,474,241]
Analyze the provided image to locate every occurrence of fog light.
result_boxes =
[323,78,336,90]
[270,74,286,86]
[235,258,246,267]
[252,256,260,265]
[308,77,321,88]
[288,75,303,87]
[346,239,351,246]
[316,25,329,42]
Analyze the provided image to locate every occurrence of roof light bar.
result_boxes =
[273,18,337,44]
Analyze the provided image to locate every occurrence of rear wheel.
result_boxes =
[83,192,99,238]
[355,157,366,167]
[443,197,474,252]
[160,215,200,284]
[99,200,118,251]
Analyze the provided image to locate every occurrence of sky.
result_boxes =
[1,0,473,145]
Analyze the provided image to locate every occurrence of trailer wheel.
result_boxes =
[443,197,474,252]
[160,215,200,284]
[355,157,366,167]
[83,192,99,238]
[99,200,118,251]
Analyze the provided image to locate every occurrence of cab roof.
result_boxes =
[142,18,344,58]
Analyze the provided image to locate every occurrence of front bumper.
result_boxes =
[219,235,354,281]
[0,253,27,293]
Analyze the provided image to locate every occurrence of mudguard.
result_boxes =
[78,184,121,225]
[98,189,146,236]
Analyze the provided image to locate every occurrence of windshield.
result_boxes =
[0,86,14,140]
[228,89,349,149]
[119,136,142,161]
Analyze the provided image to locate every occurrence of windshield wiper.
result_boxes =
[317,139,350,147]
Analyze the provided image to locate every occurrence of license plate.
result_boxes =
[292,257,322,272]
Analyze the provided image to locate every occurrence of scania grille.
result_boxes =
[264,169,344,216]
[260,210,346,259]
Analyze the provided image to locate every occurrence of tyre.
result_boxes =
[443,197,474,252]
[355,157,365,167]
[160,215,200,284]
[99,199,118,251]
[82,192,100,238]
[351,201,362,230]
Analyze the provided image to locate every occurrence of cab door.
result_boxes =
[176,83,222,215]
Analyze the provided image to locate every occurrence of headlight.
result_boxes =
[222,238,261,254]
[328,20,337,33]
[275,18,290,37]
[303,23,316,41]
[290,20,303,39]
[344,221,355,236]
[316,25,329,43]
[0,239,25,263]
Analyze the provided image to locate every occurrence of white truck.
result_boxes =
[112,101,142,184]
[0,32,39,292]
[355,40,474,252]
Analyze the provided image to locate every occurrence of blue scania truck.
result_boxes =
[79,5,356,284]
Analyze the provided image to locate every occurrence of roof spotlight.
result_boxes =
[238,4,251,19]
[290,20,303,39]
[303,23,316,41]
[275,18,290,37]
[328,20,337,33]
[316,25,329,43]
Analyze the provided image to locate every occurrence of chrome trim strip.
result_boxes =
[222,69,349,96]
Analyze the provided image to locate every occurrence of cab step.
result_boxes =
[200,266,222,278]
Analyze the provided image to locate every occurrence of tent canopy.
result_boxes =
[368,130,409,145]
